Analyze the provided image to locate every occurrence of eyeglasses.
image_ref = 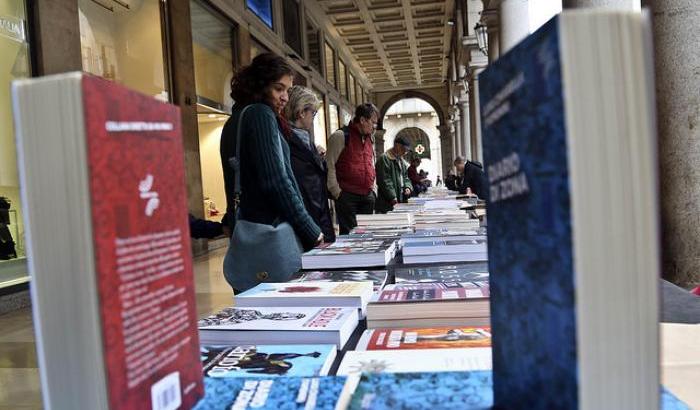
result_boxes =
[305,107,318,118]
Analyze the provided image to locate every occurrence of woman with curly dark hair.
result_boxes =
[220,52,323,292]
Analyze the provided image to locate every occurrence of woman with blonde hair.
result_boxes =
[283,86,336,242]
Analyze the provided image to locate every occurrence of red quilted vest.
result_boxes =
[335,123,376,195]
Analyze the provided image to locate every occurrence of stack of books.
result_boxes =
[366,282,490,328]
[402,238,488,264]
[301,238,398,269]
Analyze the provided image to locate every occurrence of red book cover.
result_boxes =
[365,326,492,350]
[376,282,490,303]
[82,76,203,409]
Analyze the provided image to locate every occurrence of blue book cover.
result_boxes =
[479,16,579,409]
[346,371,688,410]
[201,345,336,378]
[480,13,664,409]
[348,371,493,410]
[194,376,347,410]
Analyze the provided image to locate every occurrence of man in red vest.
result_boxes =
[326,104,379,234]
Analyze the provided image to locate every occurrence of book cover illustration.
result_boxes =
[201,345,335,378]
[347,371,493,410]
[393,263,489,283]
[377,282,490,303]
[193,376,347,410]
[364,327,492,350]
[83,76,203,408]
[198,307,352,331]
[305,240,395,256]
[239,282,372,298]
[290,270,388,289]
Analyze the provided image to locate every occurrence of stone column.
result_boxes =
[452,109,463,157]
[499,0,530,54]
[458,98,472,160]
[438,124,454,178]
[651,0,700,287]
[562,0,638,9]
[470,67,486,164]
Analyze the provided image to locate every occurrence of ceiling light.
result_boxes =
[447,20,455,26]
[208,114,216,118]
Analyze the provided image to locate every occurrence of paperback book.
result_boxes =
[234,281,374,313]
[200,344,337,378]
[13,73,203,409]
[335,348,492,376]
[480,11,661,409]
[289,270,388,291]
[302,239,398,269]
[367,282,490,329]
[393,262,489,283]
[356,326,492,350]
[198,306,358,349]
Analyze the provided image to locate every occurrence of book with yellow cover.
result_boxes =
[357,326,492,350]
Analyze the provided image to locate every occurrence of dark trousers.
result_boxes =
[335,191,375,235]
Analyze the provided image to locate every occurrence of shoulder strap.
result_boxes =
[229,105,253,205]
[341,126,350,146]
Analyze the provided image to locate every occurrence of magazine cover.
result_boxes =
[201,345,336,378]
[360,327,492,350]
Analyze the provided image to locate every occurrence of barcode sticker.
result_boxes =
[151,372,181,410]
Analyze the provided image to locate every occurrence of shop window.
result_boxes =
[312,89,327,149]
[349,74,356,106]
[283,0,302,57]
[190,0,235,221]
[79,0,169,100]
[342,108,352,125]
[0,0,31,286]
[338,60,347,99]
[306,18,321,73]
[246,0,273,29]
[324,42,336,88]
[190,0,235,112]
[329,103,339,131]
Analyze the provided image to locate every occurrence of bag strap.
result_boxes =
[228,105,253,220]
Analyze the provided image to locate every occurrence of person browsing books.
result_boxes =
[375,136,413,213]
[459,160,489,200]
[326,103,379,234]
[220,53,323,292]
[283,85,336,243]
[445,156,465,192]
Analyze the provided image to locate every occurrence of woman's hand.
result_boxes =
[315,233,325,246]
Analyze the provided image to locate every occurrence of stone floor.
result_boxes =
[0,248,698,409]
[0,247,233,410]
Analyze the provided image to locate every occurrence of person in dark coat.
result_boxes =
[459,160,489,200]
[283,86,336,242]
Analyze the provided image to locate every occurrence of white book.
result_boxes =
[234,281,374,314]
[402,252,488,264]
[302,239,397,269]
[335,348,492,375]
[198,306,359,349]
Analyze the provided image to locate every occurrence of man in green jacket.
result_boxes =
[375,136,413,213]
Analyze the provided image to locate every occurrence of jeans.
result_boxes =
[335,191,375,235]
